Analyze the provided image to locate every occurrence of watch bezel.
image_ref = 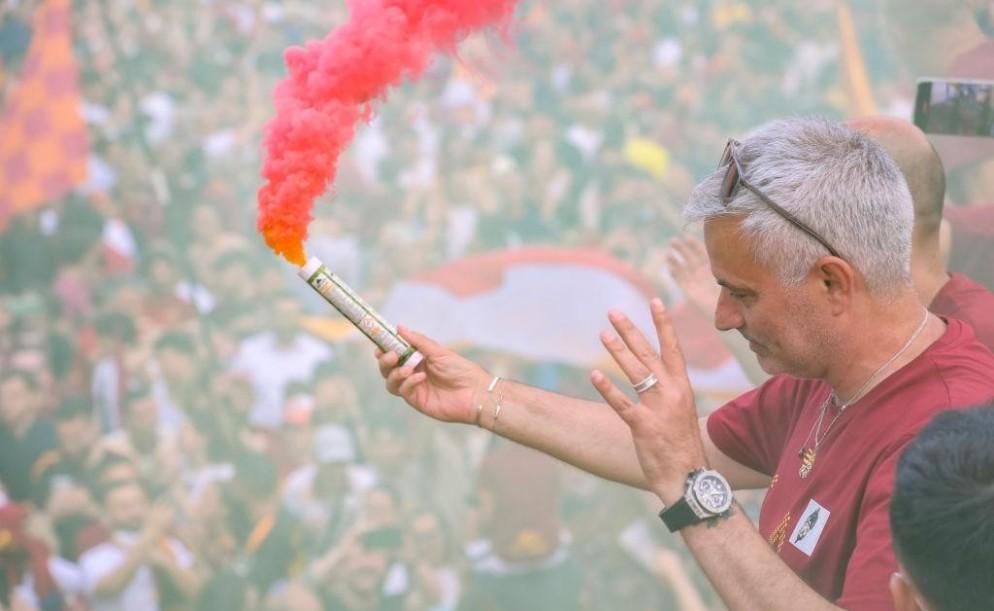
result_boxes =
[688,469,733,516]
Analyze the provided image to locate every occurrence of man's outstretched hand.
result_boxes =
[666,236,721,315]
[376,326,491,425]
[590,298,707,505]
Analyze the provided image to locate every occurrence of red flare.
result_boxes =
[258,0,518,265]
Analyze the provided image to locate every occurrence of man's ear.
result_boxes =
[813,256,857,314]
[890,570,926,611]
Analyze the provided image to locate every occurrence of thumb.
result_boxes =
[398,325,446,358]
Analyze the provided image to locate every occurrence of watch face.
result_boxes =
[692,471,732,515]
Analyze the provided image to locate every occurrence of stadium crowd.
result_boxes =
[0,0,990,609]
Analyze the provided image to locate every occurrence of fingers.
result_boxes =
[600,330,652,384]
[650,298,687,376]
[397,370,427,399]
[664,249,687,280]
[671,236,707,268]
[398,325,445,358]
[385,364,415,395]
[608,309,660,372]
[377,350,399,379]
[590,369,639,424]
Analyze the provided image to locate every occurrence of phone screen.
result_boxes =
[914,79,994,138]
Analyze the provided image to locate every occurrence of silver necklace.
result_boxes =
[797,307,930,479]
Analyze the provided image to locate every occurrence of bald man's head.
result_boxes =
[849,116,946,239]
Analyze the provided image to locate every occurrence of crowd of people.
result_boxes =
[1,0,992,609]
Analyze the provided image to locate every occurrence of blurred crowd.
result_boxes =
[0,0,990,609]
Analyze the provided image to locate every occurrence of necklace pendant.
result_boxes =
[799,448,817,479]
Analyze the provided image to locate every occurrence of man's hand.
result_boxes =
[376,327,491,425]
[666,236,721,315]
[142,504,175,543]
[589,299,707,505]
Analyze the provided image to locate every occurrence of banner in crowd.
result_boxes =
[0,0,88,231]
[377,247,751,401]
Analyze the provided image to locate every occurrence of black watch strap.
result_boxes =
[659,498,699,533]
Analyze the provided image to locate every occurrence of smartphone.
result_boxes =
[914,78,994,138]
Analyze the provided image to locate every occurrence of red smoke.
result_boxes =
[258,0,517,265]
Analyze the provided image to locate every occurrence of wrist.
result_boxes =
[474,374,504,429]
[652,479,688,508]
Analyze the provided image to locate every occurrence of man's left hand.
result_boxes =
[590,298,707,506]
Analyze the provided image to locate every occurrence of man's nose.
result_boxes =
[714,289,744,332]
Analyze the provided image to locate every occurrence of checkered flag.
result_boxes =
[0,0,88,230]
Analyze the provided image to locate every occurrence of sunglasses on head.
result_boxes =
[719,139,842,259]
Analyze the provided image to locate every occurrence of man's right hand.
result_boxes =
[376,326,490,425]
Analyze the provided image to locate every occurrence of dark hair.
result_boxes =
[55,395,91,421]
[891,404,994,611]
[154,331,197,355]
[95,311,137,343]
[0,368,38,391]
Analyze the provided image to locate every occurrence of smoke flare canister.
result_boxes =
[298,257,424,369]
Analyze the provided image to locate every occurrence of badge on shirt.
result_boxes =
[790,498,830,557]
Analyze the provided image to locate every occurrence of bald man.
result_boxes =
[849,116,994,352]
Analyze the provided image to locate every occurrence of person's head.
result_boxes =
[312,424,356,501]
[848,116,947,258]
[889,404,994,611]
[281,389,315,464]
[154,331,198,383]
[312,362,357,424]
[94,311,137,352]
[685,117,915,377]
[0,369,40,430]
[144,245,181,293]
[102,481,150,533]
[54,396,97,459]
[363,487,401,530]
[407,507,452,565]
[122,386,159,444]
[210,249,256,303]
[339,527,402,599]
[270,292,302,343]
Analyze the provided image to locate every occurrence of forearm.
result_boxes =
[94,539,154,596]
[676,504,840,611]
[160,562,201,598]
[479,380,649,489]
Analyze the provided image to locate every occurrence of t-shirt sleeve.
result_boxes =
[79,544,123,596]
[834,437,910,611]
[706,376,811,476]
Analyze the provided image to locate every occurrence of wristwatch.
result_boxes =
[659,468,733,532]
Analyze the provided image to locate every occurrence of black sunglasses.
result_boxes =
[719,139,842,259]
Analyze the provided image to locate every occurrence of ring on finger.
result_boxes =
[632,373,658,394]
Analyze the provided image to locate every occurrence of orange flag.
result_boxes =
[836,1,877,118]
[0,0,88,231]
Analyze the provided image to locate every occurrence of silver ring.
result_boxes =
[632,373,658,394]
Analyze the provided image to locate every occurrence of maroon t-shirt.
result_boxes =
[707,319,994,610]
[930,273,994,353]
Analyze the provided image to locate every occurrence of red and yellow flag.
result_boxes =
[0,0,88,231]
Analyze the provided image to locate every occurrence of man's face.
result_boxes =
[105,484,149,532]
[703,216,834,378]
[272,298,300,342]
[158,347,194,383]
[57,415,98,457]
[125,396,159,439]
[342,542,391,596]
[0,377,34,428]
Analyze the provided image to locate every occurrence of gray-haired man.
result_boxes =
[376,117,994,609]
